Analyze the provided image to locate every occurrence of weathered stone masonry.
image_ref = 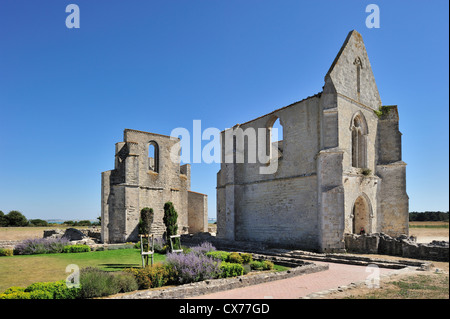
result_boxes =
[101,129,208,243]
[216,30,409,252]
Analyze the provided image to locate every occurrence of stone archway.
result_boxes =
[352,195,371,234]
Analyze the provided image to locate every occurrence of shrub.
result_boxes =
[165,251,221,284]
[1,281,80,299]
[219,262,244,278]
[63,245,91,253]
[0,290,52,299]
[14,237,69,255]
[28,219,49,227]
[227,252,244,264]
[240,253,253,264]
[125,263,174,289]
[191,242,216,256]
[2,286,25,294]
[206,250,230,261]
[0,248,13,256]
[102,244,134,251]
[77,220,92,226]
[250,260,274,271]
[111,272,139,293]
[79,267,120,298]
[25,280,80,299]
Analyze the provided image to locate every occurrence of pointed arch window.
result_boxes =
[148,141,159,173]
[351,113,368,169]
[266,115,284,160]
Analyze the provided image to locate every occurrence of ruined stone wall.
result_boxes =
[376,163,409,236]
[188,191,208,233]
[345,233,449,262]
[102,129,207,243]
[217,96,322,250]
[376,106,409,237]
[217,30,408,252]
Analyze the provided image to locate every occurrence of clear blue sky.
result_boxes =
[0,0,448,220]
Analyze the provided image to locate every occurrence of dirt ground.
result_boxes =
[327,264,449,299]
[409,222,449,243]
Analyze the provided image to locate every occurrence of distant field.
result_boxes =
[409,221,449,228]
[409,221,449,243]
[0,226,90,241]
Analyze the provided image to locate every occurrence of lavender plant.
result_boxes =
[190,242,216,256]
[165,251,221,284]
[14,237,70,255]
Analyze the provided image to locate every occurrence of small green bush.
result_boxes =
[25,280,80,299]
[125,263,174,289]
[79,267,120,298]
[250,260,274,271]
[111,272,139,293]
[227,252,244,264]
[63,245,91,253]
[0,281,80,299]
[0,248,13,256]
[2,286,25,294]
[240,253,253,264]
[219,262,244,278]
[0,290,52,299]
[206,250,230,261]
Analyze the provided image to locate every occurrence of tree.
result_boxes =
[5,211,28,227]
[29,219,48,227]
[163,202,178,249]
[78,220,92,226]
[0,211,8,227]
[138,207,154,235]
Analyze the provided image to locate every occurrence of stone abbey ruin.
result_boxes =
[101,30,410,253]
[101,129,208,243]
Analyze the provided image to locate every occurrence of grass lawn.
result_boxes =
[0,248,289,293]
[0,249,165,292]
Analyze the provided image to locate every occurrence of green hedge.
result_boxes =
[0,281,80,299]
[250,260,274,271]
[0,248,13,256]
[206,250,230,261]
[219,262,244,278]
[78,267,137,298]
[63,245,91,253]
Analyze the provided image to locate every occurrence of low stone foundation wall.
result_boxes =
[43,227,101,244]
[0,240,22,249]
[344,233,449,262]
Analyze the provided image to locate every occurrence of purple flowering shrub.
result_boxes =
[14,237,70,255]
[190,241,216,256]
[165,251,221,284]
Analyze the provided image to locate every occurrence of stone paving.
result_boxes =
[190,261,414,299]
